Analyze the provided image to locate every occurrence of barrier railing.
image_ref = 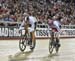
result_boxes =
[0,21,75,29]
[36,24,75,29]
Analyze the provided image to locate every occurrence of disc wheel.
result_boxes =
[30,39,36,51]
[55,44,60,53]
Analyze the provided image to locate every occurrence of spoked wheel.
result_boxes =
[19,37,26,52]
[49,40,54,54]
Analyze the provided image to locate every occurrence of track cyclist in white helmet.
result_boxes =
[19,12,37,49]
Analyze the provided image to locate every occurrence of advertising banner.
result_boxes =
[0,27,75,39]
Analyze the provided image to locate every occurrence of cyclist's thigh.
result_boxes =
[55,32,60,38]
[28,23,35,32]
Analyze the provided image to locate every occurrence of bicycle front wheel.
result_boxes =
[19,37,26,52]
[49,40,54,54]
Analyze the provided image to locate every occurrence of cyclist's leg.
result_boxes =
[51,30,54,41]
[49,30,56,54]
[30,31,35,45]
[55,32,60,47]
[28,23,35,46]
[54,32,61,53]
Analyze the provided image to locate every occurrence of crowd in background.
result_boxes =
[0,0,75,26]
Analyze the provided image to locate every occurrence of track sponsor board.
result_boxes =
[0,27,21,37]
[0,27,75,38]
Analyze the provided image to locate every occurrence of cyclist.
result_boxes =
[48,15,61,48]
[19,12,37,49]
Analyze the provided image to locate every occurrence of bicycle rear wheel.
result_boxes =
[55,43,60,53]
[30,39,36,51]
[55,38,60,53]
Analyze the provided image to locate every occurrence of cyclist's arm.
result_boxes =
[53,21,61,32]
[19,17,28,28]
[19,20,25,31]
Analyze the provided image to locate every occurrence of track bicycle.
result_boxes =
[19,30,36,52]
[49,30,60,54]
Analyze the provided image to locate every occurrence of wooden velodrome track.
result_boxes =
[0,38,75,61]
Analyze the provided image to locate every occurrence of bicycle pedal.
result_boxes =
[58,44,61,47]
[30,45,34,49]
[28,41,32,45]
[56,44,61,47]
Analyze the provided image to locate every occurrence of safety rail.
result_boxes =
[0,21,75,29]
[36,23,75,29]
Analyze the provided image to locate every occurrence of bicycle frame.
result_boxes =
[49,30,60,54]
[19,29,36,52]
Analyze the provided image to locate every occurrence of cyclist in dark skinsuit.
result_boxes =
[48,15,61,48]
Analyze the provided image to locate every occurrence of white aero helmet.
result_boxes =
[23,13,29,16]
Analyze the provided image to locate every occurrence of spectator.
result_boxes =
[0,0,75,26]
